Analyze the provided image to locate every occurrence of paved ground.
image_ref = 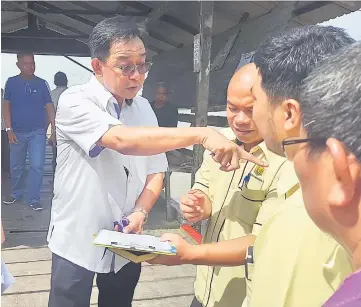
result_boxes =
[1,145,195,306]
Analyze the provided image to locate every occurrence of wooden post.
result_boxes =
[191,2,214,233]
[191,1,214,186]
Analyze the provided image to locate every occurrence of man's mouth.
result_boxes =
[235,128,254,134]
[127,86,139,91]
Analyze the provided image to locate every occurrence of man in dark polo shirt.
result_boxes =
[2,53,56,211]
[151,82,178,128]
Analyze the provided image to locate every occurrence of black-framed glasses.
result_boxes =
[111,62,152,76]
[282,137,326,160]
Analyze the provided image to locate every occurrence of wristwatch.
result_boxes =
[133,207,148,223]
[5,128,12,132]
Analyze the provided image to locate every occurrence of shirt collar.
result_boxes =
[87,75,134,108]
[277,160,300,196]
[88,75,114,108]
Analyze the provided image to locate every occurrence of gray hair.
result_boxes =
[299,42,361,161]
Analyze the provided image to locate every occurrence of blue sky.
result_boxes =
[1,10,360,91]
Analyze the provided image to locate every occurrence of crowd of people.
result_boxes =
[1,14,360,307]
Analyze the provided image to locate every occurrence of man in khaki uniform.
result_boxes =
[246,25,355,307]
[150,64,286,307]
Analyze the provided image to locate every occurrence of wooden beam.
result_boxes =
[293,1,331,16]
[27,2,38,30]
[34,2,97,27]
[145,2,169,27]
[1,33,88,40]
[123,1,198,35]
[64,56,93,73]
[2,7,146,17]
[69,1,180,49]
[192,1,214,186]
[1,15,28,27]
[7,2,89,38]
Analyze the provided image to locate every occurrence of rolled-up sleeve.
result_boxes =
[56,93,122,157]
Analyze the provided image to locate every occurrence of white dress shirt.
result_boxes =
[47,76,168,273]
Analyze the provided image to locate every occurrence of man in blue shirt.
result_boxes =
[2,53,55,211]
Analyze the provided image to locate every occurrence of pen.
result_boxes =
[242,173,251,188]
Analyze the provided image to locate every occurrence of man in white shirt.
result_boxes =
[48,16,265,307]
[50,72,68,173]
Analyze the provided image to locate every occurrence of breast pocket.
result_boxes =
[226,187,266,232]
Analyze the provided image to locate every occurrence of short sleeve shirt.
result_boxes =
[4,75,52,132]
[248,162,354,307]
[47,76,168,273]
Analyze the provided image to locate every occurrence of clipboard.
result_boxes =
[93,229,177,263]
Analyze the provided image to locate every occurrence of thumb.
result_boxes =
[123,223,133,234]
[160,233,178,242]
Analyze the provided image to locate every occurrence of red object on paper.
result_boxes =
[181,224,203,244]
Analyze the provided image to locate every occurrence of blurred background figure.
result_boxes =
[1,88,10,175]
[50,72,68,174]
[151,82,178,128]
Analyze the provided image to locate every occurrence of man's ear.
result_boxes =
[91,58,103,76]
[327,138,361,207]
[281,99,301,133]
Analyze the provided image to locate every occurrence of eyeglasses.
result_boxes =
[282,137,326,160]
[108,62,152,76]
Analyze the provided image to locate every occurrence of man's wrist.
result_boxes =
[132,207,148,223]
[182,244,204,264]
[5,127,12,133]
[197,127,209,145]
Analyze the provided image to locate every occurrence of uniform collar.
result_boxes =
[277,160,300,197]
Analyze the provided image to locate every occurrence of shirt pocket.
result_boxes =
[226,187,266,229]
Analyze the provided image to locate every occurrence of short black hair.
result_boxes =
[300,42,361,161]
[54,71,68,87]
[89,16,146,61]
[253,25,355,103]
[157,81,168,91]
[17,52,34,61]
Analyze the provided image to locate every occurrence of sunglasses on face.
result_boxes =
[110,62,152,76]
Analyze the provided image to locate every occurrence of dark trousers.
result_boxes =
[1,130,10,173]
[49,253,141,307]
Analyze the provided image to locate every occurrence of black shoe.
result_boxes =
[30,202,43,211]
[3,196,17,205]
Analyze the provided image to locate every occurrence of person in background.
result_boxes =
[1,89,10,174]
[247,25,355,307]
[51,71,68,111]
[291,42,361,307]
[151,82,178,128]
[149,63,286,307]
[50,72,68,173]
[2,53,56,211]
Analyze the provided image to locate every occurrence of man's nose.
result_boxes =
[130,68,141,80]
[235,112,251,124]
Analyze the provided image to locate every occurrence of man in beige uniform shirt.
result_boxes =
[247,25,355,307]
[150,64,286,307]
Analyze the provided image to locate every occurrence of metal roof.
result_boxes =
[2,1,360,57]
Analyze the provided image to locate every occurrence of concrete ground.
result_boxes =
[1,145,195,306]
